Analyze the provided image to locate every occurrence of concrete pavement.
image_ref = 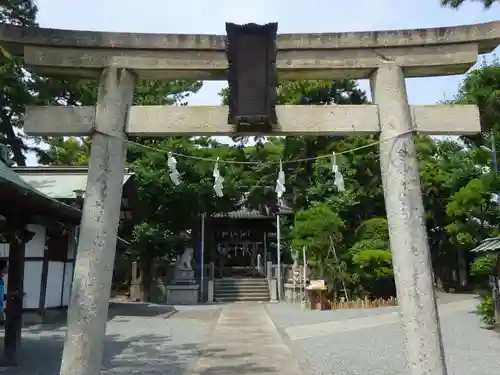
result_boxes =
[190,303,305,375]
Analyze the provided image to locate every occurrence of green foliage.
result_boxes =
[441,0,499,9]
[130,222,184,261]
[348,218,394,297]
[38,137,90,165]
[291,204,344,256]
[0,1,39,165]
[37,79,203,165]
[354,218,389,244]
[0,1,37,25]
[453,59,500,150]
[458,63,500,133]
[476,294,496,325]
[126,136,249,268]
[470,253,498,293]
[471,254,497,279]
[351,250,393,278]
[3,4,500,302]
[446,176,500,246]
[349,239,388,253]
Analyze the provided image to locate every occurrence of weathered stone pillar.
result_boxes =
[59,67,136,375]
[266,261,272,282]
[370,62,447,375]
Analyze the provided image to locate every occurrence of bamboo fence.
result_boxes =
[330,297,398,310]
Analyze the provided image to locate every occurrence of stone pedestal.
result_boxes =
[166,284,200,305]
[269,279,278,303]
[175,269,195,283]
[207,280,214,303]
[166,268,199,305]
[129,281,143,302]
[284,283,302,303]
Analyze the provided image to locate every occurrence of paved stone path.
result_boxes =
[190,303,305,375]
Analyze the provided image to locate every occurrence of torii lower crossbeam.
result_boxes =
[24,104,480,137]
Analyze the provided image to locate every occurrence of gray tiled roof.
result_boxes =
[213,206,272,219]
[212,202,293,219]
[471,237,500,253]
[0,157,81,219]
[0,161,130,246]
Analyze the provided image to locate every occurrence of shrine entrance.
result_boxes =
[11,18,498,375]
[216,242,264,278]
[207,207,285,279]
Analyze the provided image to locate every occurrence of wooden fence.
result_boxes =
[331,297,398,310]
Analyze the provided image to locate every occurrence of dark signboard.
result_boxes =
[225,22,278,133]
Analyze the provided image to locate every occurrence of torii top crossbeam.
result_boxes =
[1,21,500,80]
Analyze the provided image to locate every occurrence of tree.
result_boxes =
[0,0,37,25]
[441,0,500,8]
[348,218,394,298]
[38,137,90,165]
[451,59,500,153]
[446,176,500,247]
[0,0,38,165]
[38,79,202,165]
[128,136,246,299]
[291,204,345,288]
[444,60,500,289]
[38,78,204,300]
[445,175,500,286]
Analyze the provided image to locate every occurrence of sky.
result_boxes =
[26,0,500,165]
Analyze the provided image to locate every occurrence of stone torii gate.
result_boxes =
[2,20,500,375]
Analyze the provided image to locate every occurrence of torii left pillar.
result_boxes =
[59,67,136,375]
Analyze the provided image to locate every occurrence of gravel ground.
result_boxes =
[267,294,500,375]
[0,303,221,375]
[267,302,399,329]
[267,292,477,329]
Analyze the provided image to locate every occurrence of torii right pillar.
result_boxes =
[371,61,447,375]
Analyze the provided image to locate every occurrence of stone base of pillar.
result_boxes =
[269,279,278,303]
[207,280,214,303]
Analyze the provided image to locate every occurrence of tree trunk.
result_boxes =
[457,247,468,288]
[139,257,153,302]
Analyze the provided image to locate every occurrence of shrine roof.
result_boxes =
[0,159,81,223]
[212,207,274,219]
[212,195,293,219]
[471,237,500,253]
[0,162,131,246]
[11,165,134,200]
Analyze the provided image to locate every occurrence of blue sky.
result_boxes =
[27,0,500,165]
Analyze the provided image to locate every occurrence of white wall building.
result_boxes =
[0,165,134,322]
[0,222,76,314]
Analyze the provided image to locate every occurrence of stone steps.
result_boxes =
[214,278,270,302]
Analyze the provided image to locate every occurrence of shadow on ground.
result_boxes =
[0,333,281,375]
[25,302,179,326]
[0,303,282,375]
[107,301,177,320]
[0,332,200,375]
